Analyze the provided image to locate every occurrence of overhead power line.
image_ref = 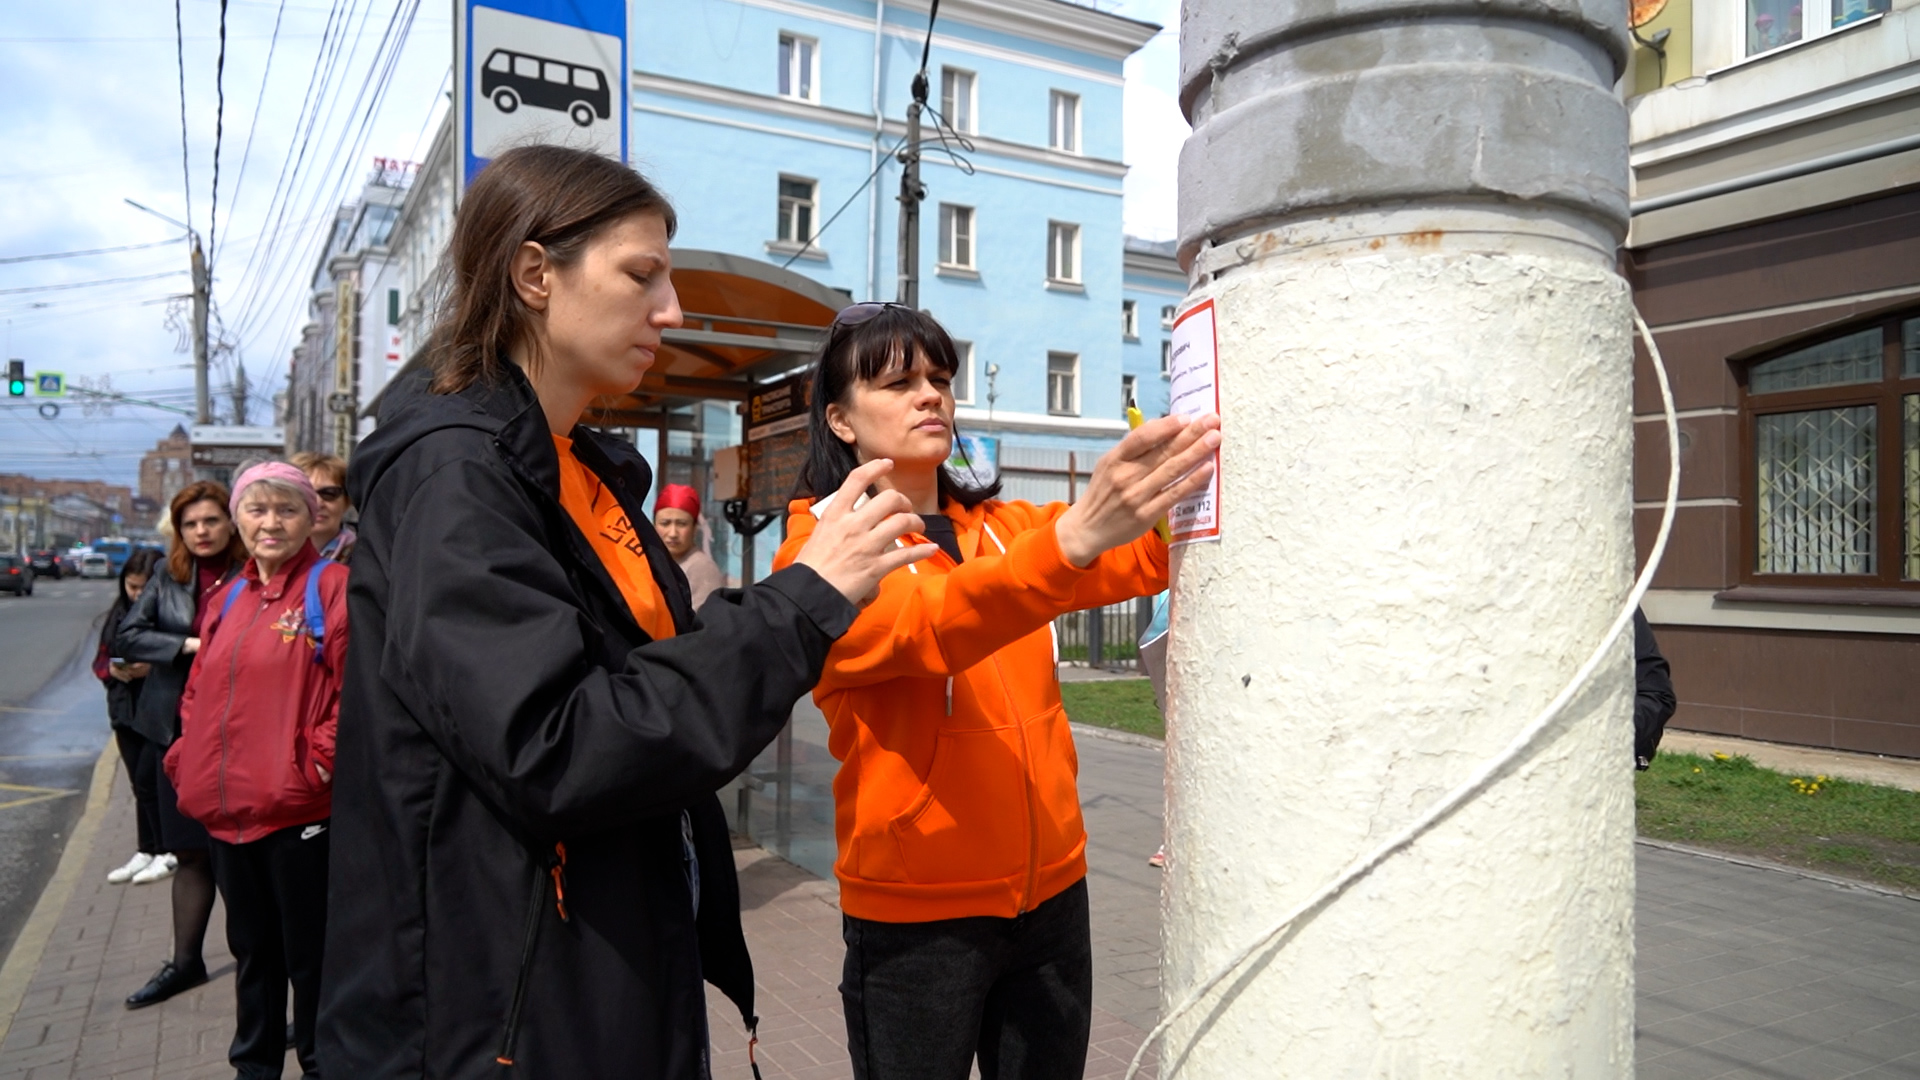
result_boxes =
[222,0,291,266]
[174,0,195,237]
[209,0,231,262]
[0,236,188,264]
[0,270,188,296]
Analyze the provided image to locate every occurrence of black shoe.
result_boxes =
[125,960,208,1009]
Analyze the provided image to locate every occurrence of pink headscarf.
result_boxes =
[230,461,323,523]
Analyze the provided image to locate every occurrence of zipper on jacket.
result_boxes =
[495,860,550,1067]
[214,595,272,842]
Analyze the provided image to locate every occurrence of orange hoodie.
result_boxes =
[774,494,1167,922]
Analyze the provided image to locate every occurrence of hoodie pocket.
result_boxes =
[889,726,1028,885]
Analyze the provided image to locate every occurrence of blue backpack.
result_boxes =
[217,563,331,663]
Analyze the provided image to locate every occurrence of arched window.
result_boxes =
[1740,309,1920,588]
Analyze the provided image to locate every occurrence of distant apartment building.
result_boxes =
[1624,0,1920,756]
[0,474,135,547]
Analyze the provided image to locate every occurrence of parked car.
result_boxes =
[0,555,34,596]
[77,553,112,580]
[28,549,62,579]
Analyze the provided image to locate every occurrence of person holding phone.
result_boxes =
[97,548,162,885]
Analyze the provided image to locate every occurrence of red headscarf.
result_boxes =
[655,484,700,518]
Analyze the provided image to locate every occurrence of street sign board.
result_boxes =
[743,375,811,517]
[456,0,628,191]
[34,373,63,396]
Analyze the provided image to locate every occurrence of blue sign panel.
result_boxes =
[457,0,627,189]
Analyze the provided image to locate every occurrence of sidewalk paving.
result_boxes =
[3,730,1917,1079]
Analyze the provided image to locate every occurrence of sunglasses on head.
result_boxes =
[828,301,913,340]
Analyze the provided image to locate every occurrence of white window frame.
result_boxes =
[1047,351,1080,416]
[1121,373,1138,412]
[1122,300,1139,340]
[778,32,819,102]
[1048,89,1080,154]
[777,175,818,244]
[1047,221,1080,284]
[951,340,975,404]
[940,66,977,134]
[1160,339,1172,378]
[938,203,975,269]
[1159,304,1177,330]
[1736,0,1886,59]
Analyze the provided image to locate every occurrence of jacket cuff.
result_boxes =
[761,564,860,639]
[1016,520,1093,601]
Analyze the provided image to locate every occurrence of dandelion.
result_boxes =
[1693,767,1703,774]
[1713,752,1731,761]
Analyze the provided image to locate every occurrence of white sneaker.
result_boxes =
[107,852,155,884]
[130,854,177,885]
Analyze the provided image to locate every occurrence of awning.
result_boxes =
[584,249,846,425]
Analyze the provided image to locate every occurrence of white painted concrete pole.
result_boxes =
[1160,2,1639,1075]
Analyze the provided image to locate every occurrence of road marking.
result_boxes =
[0,782,80,811]
[0,706,63,715]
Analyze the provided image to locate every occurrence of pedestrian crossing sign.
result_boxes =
[34,372,62,396]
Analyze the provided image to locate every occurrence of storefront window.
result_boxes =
[1756,406,1875,574]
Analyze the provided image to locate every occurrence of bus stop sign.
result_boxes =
[456,0,628,190]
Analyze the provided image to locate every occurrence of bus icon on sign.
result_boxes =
[482,49,609,128]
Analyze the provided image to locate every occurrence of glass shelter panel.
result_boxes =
[1756,406,1877,575]
[1750,328,1884,394]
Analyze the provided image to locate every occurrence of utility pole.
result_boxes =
[191,238,212,425]
[894,69,926,308]
[230,361,249,427]
[1158,0,1637,1075]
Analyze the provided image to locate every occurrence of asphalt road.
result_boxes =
[0,578,119,963]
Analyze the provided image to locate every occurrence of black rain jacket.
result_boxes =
[1633,609,1677,768]
[316,366,855,1078]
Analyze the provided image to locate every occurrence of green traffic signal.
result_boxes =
[6,360,26,397]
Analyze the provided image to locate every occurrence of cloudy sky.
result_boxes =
[0,0,1185,491]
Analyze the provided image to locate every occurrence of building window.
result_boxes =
[1160,304,1177,329]
[387,288,400,326]
[1160,340,1172,378]
[940,67,975,134]
[1121,374,1137,412]
[952,340,974,404]
[778,33,817,101]
[1049,90,1079,153]
[1047,221,1079,284]
[1744,0,1889,56]
[1047,351,1079,416]
[777,176,816,244]
[1122,300,1139,339]
[1742,309,1920,587]
[938,204,974,269]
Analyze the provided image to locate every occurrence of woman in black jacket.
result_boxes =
[317,145,932,1078]
[116,481,246,1009]
[97,548,162,885]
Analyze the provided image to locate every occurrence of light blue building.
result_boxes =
[1120,235,1182,418]
[629,0,1160,502]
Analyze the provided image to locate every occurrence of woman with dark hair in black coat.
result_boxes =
[96,548,164,885]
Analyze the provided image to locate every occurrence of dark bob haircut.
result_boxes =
[796,305,1001,510]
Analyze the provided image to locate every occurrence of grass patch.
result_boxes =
[1059,679,1163,740]
[1060,688,1920,892]
[1637,751,1920,892]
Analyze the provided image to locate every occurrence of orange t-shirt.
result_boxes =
[551,435,677,642]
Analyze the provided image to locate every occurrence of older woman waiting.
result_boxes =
[166,461,348,1080]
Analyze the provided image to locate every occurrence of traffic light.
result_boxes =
[7,360,26,398]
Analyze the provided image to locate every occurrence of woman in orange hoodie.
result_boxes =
[774,304,1218,1079]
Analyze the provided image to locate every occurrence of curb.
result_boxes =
[1634,837,1920,902]
[0,741,118,1048]
[1070,722,1165,751]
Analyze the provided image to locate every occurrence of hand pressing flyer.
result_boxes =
[1166,299,1222,545]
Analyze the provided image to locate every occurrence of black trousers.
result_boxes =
[841,878,1092,1080]
[112,728,161,855]
[210,821,330,1079]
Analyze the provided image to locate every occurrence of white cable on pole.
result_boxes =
[1126,309,1681,1079]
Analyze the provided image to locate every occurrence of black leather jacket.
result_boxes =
[115,561,237,747]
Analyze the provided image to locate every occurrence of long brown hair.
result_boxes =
[427,145,678,395]
[166,481,245,584]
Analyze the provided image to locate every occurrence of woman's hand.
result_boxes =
[181,637,202,656]
[792,459,938,606]
[109,662,134,684]
[127,662,151,679]
[1055,413,1221,568]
